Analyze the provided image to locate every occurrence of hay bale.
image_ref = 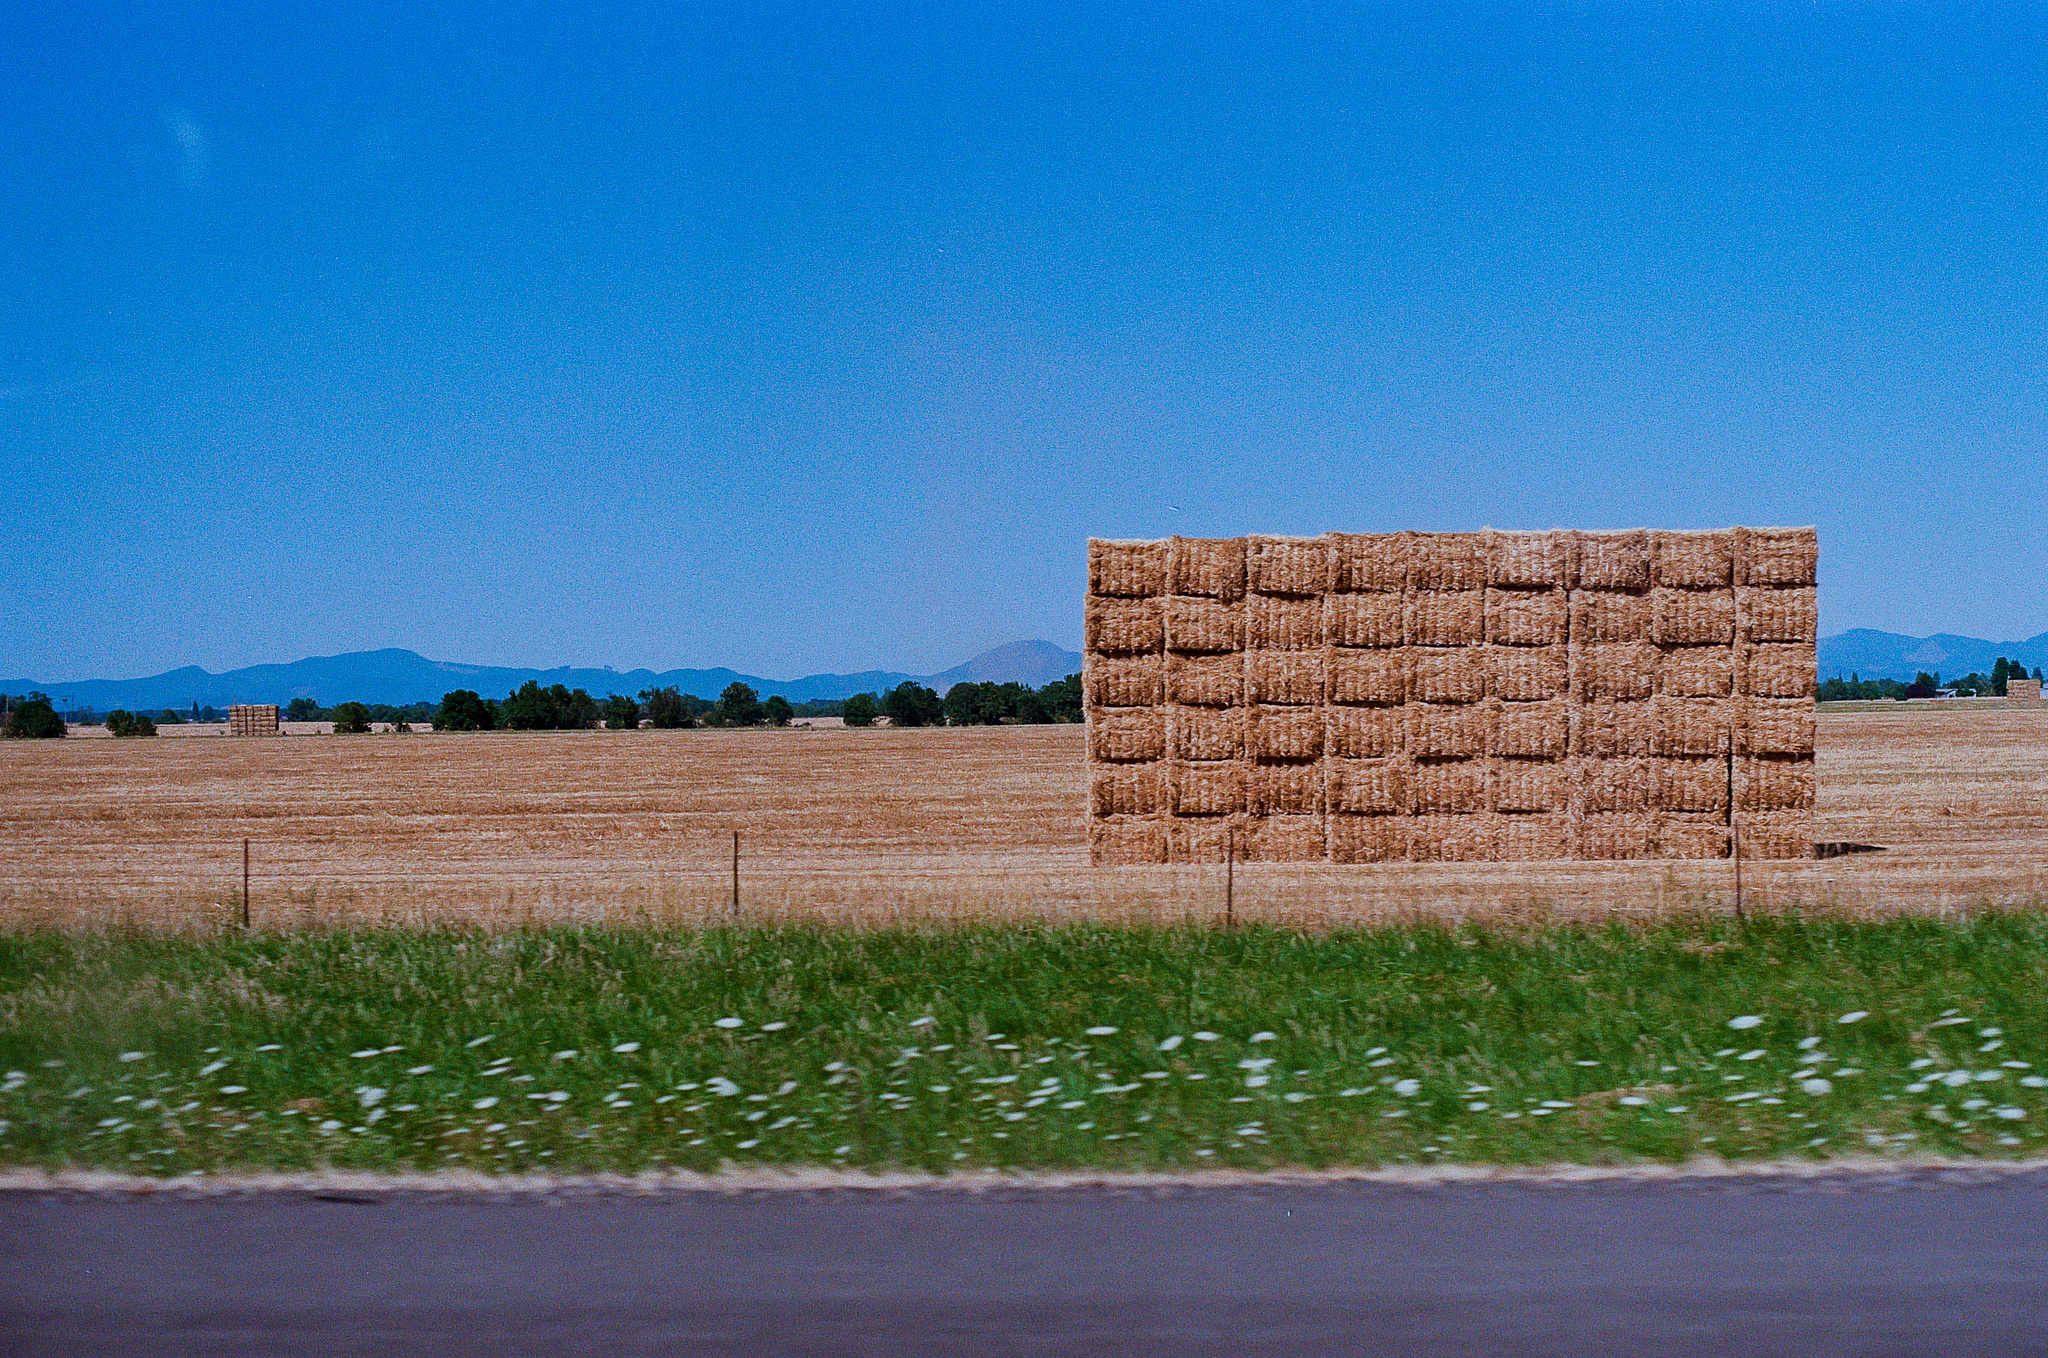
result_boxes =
[1652,530,1735,589]
[1241,813,1327,862]
[1572,531,1651,591]
[1486,588,1567,646]
[1407,533,1488,590]
[1168,816,1236,864]
[1575,813,1660,860]
[1657,646,1733,697]
[1168,537,1246,600]
[1493,758,1564,813]
[1167,653,1243,707]
[1738,587,1818,644]
[1742,644,1814,699]
[1652,588,1736,646]
[1092,764,1164,817]
[1738,527,1818,588]
[1492,699,1568,759]
[1573,756,1656,814]
[1736,809,1814,860]
[1328,813,1408,863]
[1328,757,1408,815]
[1409,813,1492,861]
[1247,535,1330,596]
[1411,757,1485,812]
[1656,756,1729,814]
[1570,642,1656,700]
[1406,590,1486,647]
[1171,760,1246,817]
[1249,705,1324,760]
[1488,645,1567,701]
[1411,649,1488,704]
[1408,704,1488,758]
[1659,814,1731,860]
[1327,705,1403,758]
[1495,813,1569,860]
[1329,649,1406,706]
[1736,754,1816,813]
[1739,698,1815,757]
[1247,595,1324,650]
[1656,695,1733,757]
[1088,539,1167,597]
[1249,760,1324,816]
[1085,596,1164,654]
[1329,532,1408,592]
[1572,699,1657,758]
[1488,531,1567,588]
[1085,655,1165,707]
[1328,592,1405,647]
[1165,597,1243,653]
[1092,709,1167,762]
[1171,706,1244,761]
[1090,816,1167,866]
[1248,651,1326,705]
[1571,590,1651,644]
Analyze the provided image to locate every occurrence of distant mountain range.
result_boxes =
[1818,629,2048,683]
[3,640,1087,712]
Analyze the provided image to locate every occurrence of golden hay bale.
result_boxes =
[1488,645,1567,701]
[1407,533,1488,591]
[1572,756,1656,814]
[1651,530,1735,589]
[1168,537,1246,600]
[1241,813,1327,862]
[1656,756,1729,814]
[1409,813,1493,861]
[1089,816,1167,866]
[1570,590,1651,645]
[1738,586,1818,644]
[1167,816,1236,864]
[1651,589,1736,646]
[1405,590,1486,647]
[1249,705,1324,760]
[1247,651,1326,705]
[1736,754,1816,813]
[1247,535,1331,597]
[1088,539,1167,597]
[1091,764,1164,817]
[1491,699,1569,759]
[1171,706,1244,761]
[1739,698,1816,757]
[1085,655,1165,708]
[1495,813,1570,860]
[1660,814,1731,860]
[1165,596,1243,653]
[1328,592,1405,648]
[1328,756,1407,815]
[1091,709,1167,763]
[1572,531,1651,591]
[1570,642,1656,700]
[1742,644,1814,699]
[1085,596,1163,655]
[1655,695,1734,758]
[1248,760,1324,816]
[1171,760,1246,817]
[1574,812,1660,860]
[1328,813,1409,863]
[1488,531,1568,588]
[1247,595,1325,650]
[1410,649,1488,704]
[1493,758,1565,813]
[1327,705,1403,759]
[1735,809,1814,860]
[1328,649,1406,706]
[1166,653,1243,707]
[1328,532,1408,592]
[1411,757,1485,812]
[1407,704,1488,759]
[1572,699,1658,758]
[1738,527,1818,588]
[1486,588,1567,646]
[1657,646,1733,698]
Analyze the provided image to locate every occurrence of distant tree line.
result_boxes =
[1819,659,2043,702]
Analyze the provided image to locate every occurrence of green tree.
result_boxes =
[762,694,793,727]
[718,682,763,727]
[841,692,879,728]
[1,693,65,739]
[157,707,186,725]
[882,681,942,727]
[331,701,372,734]
[284,697,322,722]
[1039,673,1083,723]
[639,686,694,729]
[433,689,495,731]
[603,693,642,730]
[104,708,155,738]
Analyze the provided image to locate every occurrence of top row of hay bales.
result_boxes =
[1090,529,1818,598]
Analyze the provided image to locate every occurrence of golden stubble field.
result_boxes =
[2,709,2045,928]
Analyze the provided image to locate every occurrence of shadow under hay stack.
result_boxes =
[1085,528,1817,864]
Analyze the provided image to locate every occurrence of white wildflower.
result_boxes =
[351,1049,380,1059]
[1192,1031,1220,1042]
[1737,1050,1765,1061]
[1085,1026,1118,1036]
[1728,1016,1763,1030]
[358,1087,386,1108]
[219,1085,247,1094]
[612,1042,640,1054]
[1837,1011,1868,1025]
[199,1060,228,1077]
[1393,1078,1422,1097]
[714,1018,743,1029]
[1800,1078,1834,1095]
[707,1077,741,1097]
[1158,1035,1184,1052]
[1250,1031,1277,1043]
[118,1052,146,1063]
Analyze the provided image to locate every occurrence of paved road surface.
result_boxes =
[6,1172,2048,1356]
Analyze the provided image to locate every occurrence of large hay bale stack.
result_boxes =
[1085,528,1816,863]
[228,704,281,736]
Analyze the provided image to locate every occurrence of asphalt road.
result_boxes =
[6,1171,2048,1356]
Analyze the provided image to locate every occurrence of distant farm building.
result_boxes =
[228,704,281,736]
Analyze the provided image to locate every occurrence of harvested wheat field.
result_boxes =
[0,708,2044,929]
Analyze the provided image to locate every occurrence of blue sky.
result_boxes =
[5,3,2046,681]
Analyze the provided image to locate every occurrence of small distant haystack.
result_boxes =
[1085,527,1817,864]
[228,704,281,736]
[2009,678,2045,707]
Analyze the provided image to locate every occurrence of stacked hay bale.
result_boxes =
[1085,527,1816,864]
[2009,678,2045,707]
[228,704,281,736]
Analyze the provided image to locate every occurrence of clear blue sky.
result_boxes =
[6,3,2045,682]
